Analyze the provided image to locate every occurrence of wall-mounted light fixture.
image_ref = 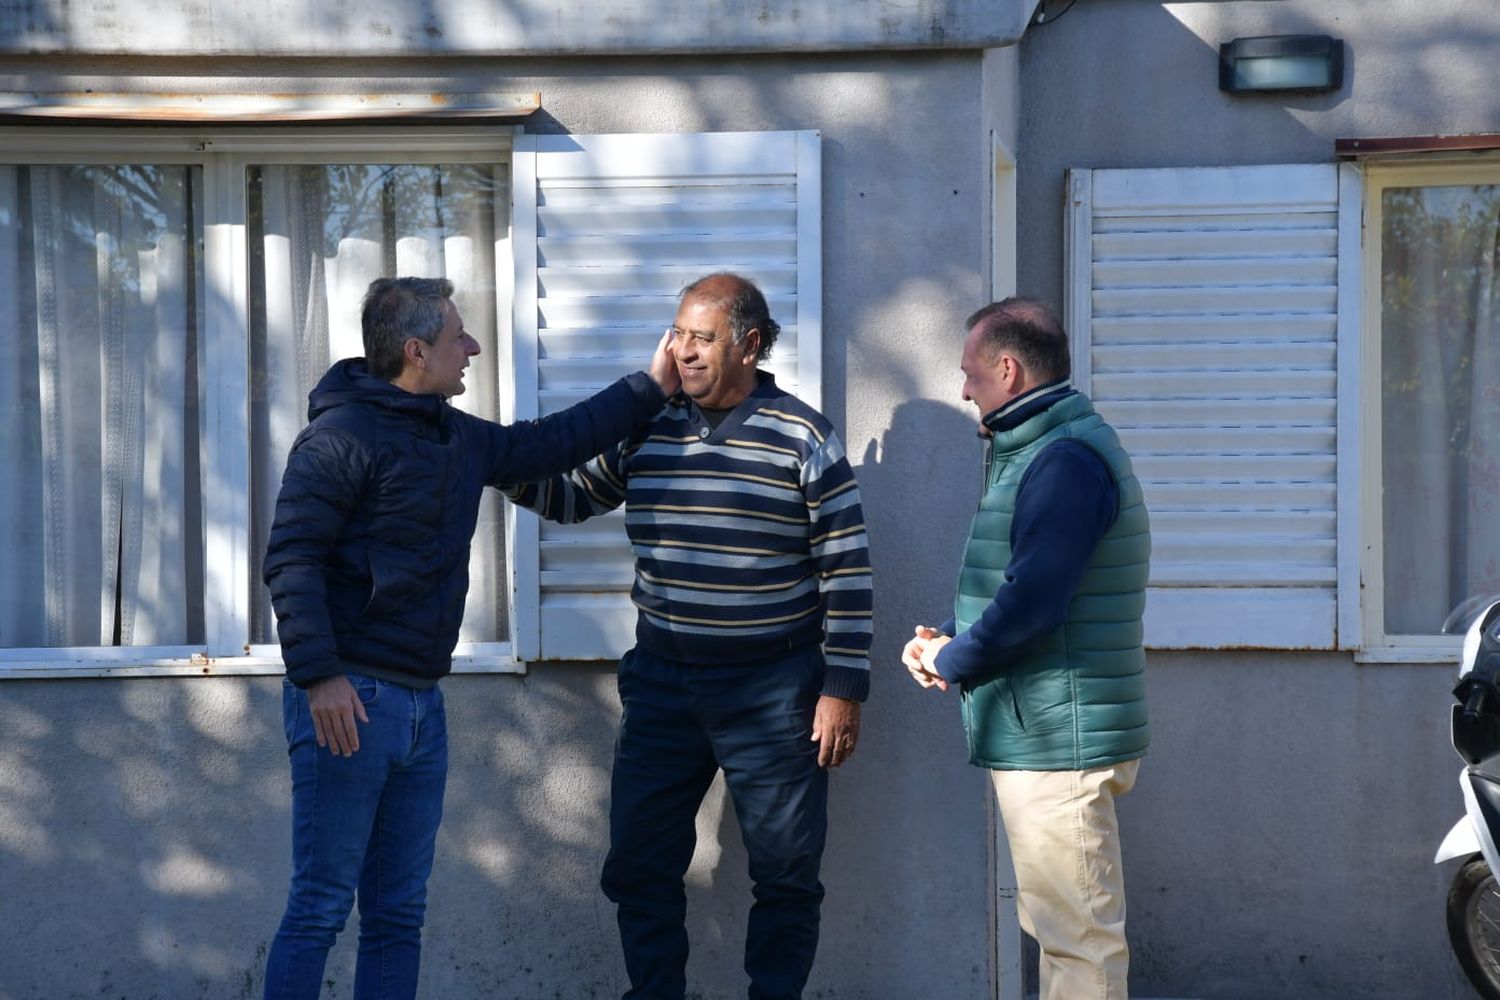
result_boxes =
[1219,34,1344,94]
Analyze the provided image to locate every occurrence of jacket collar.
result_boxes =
[308,358,448,425]
[980,377,1074,437]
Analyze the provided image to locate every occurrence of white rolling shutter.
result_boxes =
[1065,164,1360,649]
[510,130,822,662]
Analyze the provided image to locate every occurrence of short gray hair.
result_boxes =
[361,277,455,381]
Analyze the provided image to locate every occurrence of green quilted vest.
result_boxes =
[954,392,1151,771]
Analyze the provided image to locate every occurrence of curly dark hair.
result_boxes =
[680,272,781,361]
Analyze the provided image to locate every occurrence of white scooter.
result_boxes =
[1436,594,1500,998]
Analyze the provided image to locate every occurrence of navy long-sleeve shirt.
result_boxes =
[933,382,1118,687]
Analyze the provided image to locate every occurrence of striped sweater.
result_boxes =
[507,373,872,701]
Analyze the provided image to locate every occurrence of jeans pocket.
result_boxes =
[347,673,382,706]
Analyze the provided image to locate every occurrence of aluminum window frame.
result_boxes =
[0,126,523,679]
[1356,158,1500,662]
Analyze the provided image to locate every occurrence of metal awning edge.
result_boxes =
[1336,133,1500,158]
[0,91,542,123]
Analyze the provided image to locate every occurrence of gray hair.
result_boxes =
[680,272,780,361]
[965,297,1070,382]
[361,277,455,381]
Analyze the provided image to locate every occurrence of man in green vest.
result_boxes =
[903,297,1150,1000]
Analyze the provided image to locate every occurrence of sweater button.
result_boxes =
[698,427,710,439]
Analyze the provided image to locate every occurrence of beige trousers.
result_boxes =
[990,758,1141,1000]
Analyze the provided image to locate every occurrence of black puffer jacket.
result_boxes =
[264,358,665,688]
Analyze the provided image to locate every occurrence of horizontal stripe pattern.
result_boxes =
[508,378,872,700]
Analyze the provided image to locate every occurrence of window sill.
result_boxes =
[0,646,527,680]
[1354,644,1460,665]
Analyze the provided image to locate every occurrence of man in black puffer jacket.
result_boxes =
[261,276,678,1000]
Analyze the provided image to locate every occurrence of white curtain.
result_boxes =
[0,164,202,649]
[249,163,508,645]
[1381,184,1500,634]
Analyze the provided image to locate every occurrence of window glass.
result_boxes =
[246,163,509,644]
[0,164,205,648]
[1381,184,1500,634]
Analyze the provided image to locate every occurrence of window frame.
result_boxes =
[1356,157,1500,662]
[0,125,524,679]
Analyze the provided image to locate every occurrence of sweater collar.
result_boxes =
[673,370,782,442]
[673,369,780,415]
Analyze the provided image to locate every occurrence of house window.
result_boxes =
[1366,164,1500,646]
[245,161,510,647]
[1064,159,1500,654]
[0,163,206,649]
[0,126,822,674]
[0,128,517,675]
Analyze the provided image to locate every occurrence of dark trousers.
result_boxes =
[600,644,829,1000]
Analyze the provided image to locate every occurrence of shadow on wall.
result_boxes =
[1017,0,1337,310]
[0,39,1006,999]
[421,669,634,998]
[0,359,997,1000]
[0,669,636,999]
[0,677,291,999]
[0,251,282,996]
[1018,0,1500,307]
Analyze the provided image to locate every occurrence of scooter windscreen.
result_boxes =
[1445,596,1500,637]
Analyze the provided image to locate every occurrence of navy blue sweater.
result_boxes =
[507,373,873,701]
[264,359,665,688]
[934,381,1119,686]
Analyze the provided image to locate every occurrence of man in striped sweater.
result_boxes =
[506,273,871,1000]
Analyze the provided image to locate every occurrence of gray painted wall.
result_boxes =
[0,0,1031,56]
[1122,652,1472,999]
[1017,1,1500,996]
[1016,0,1500,312]
[0,52,1008,1000]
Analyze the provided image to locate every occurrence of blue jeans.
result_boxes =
[264,675,448,1000]
[600,645,828,1000]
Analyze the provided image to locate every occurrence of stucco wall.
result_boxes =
[0,0,1031,56]
[1122,652,1472,998]
[0,52,1007,999]
[1016,0,1500,311]
[1017,2,1500,996]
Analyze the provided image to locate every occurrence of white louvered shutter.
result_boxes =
[509,130,823,662]
[1065,164,1360,649]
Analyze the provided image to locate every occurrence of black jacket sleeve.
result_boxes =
[479,371,665,486]
[262,425,371,688]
